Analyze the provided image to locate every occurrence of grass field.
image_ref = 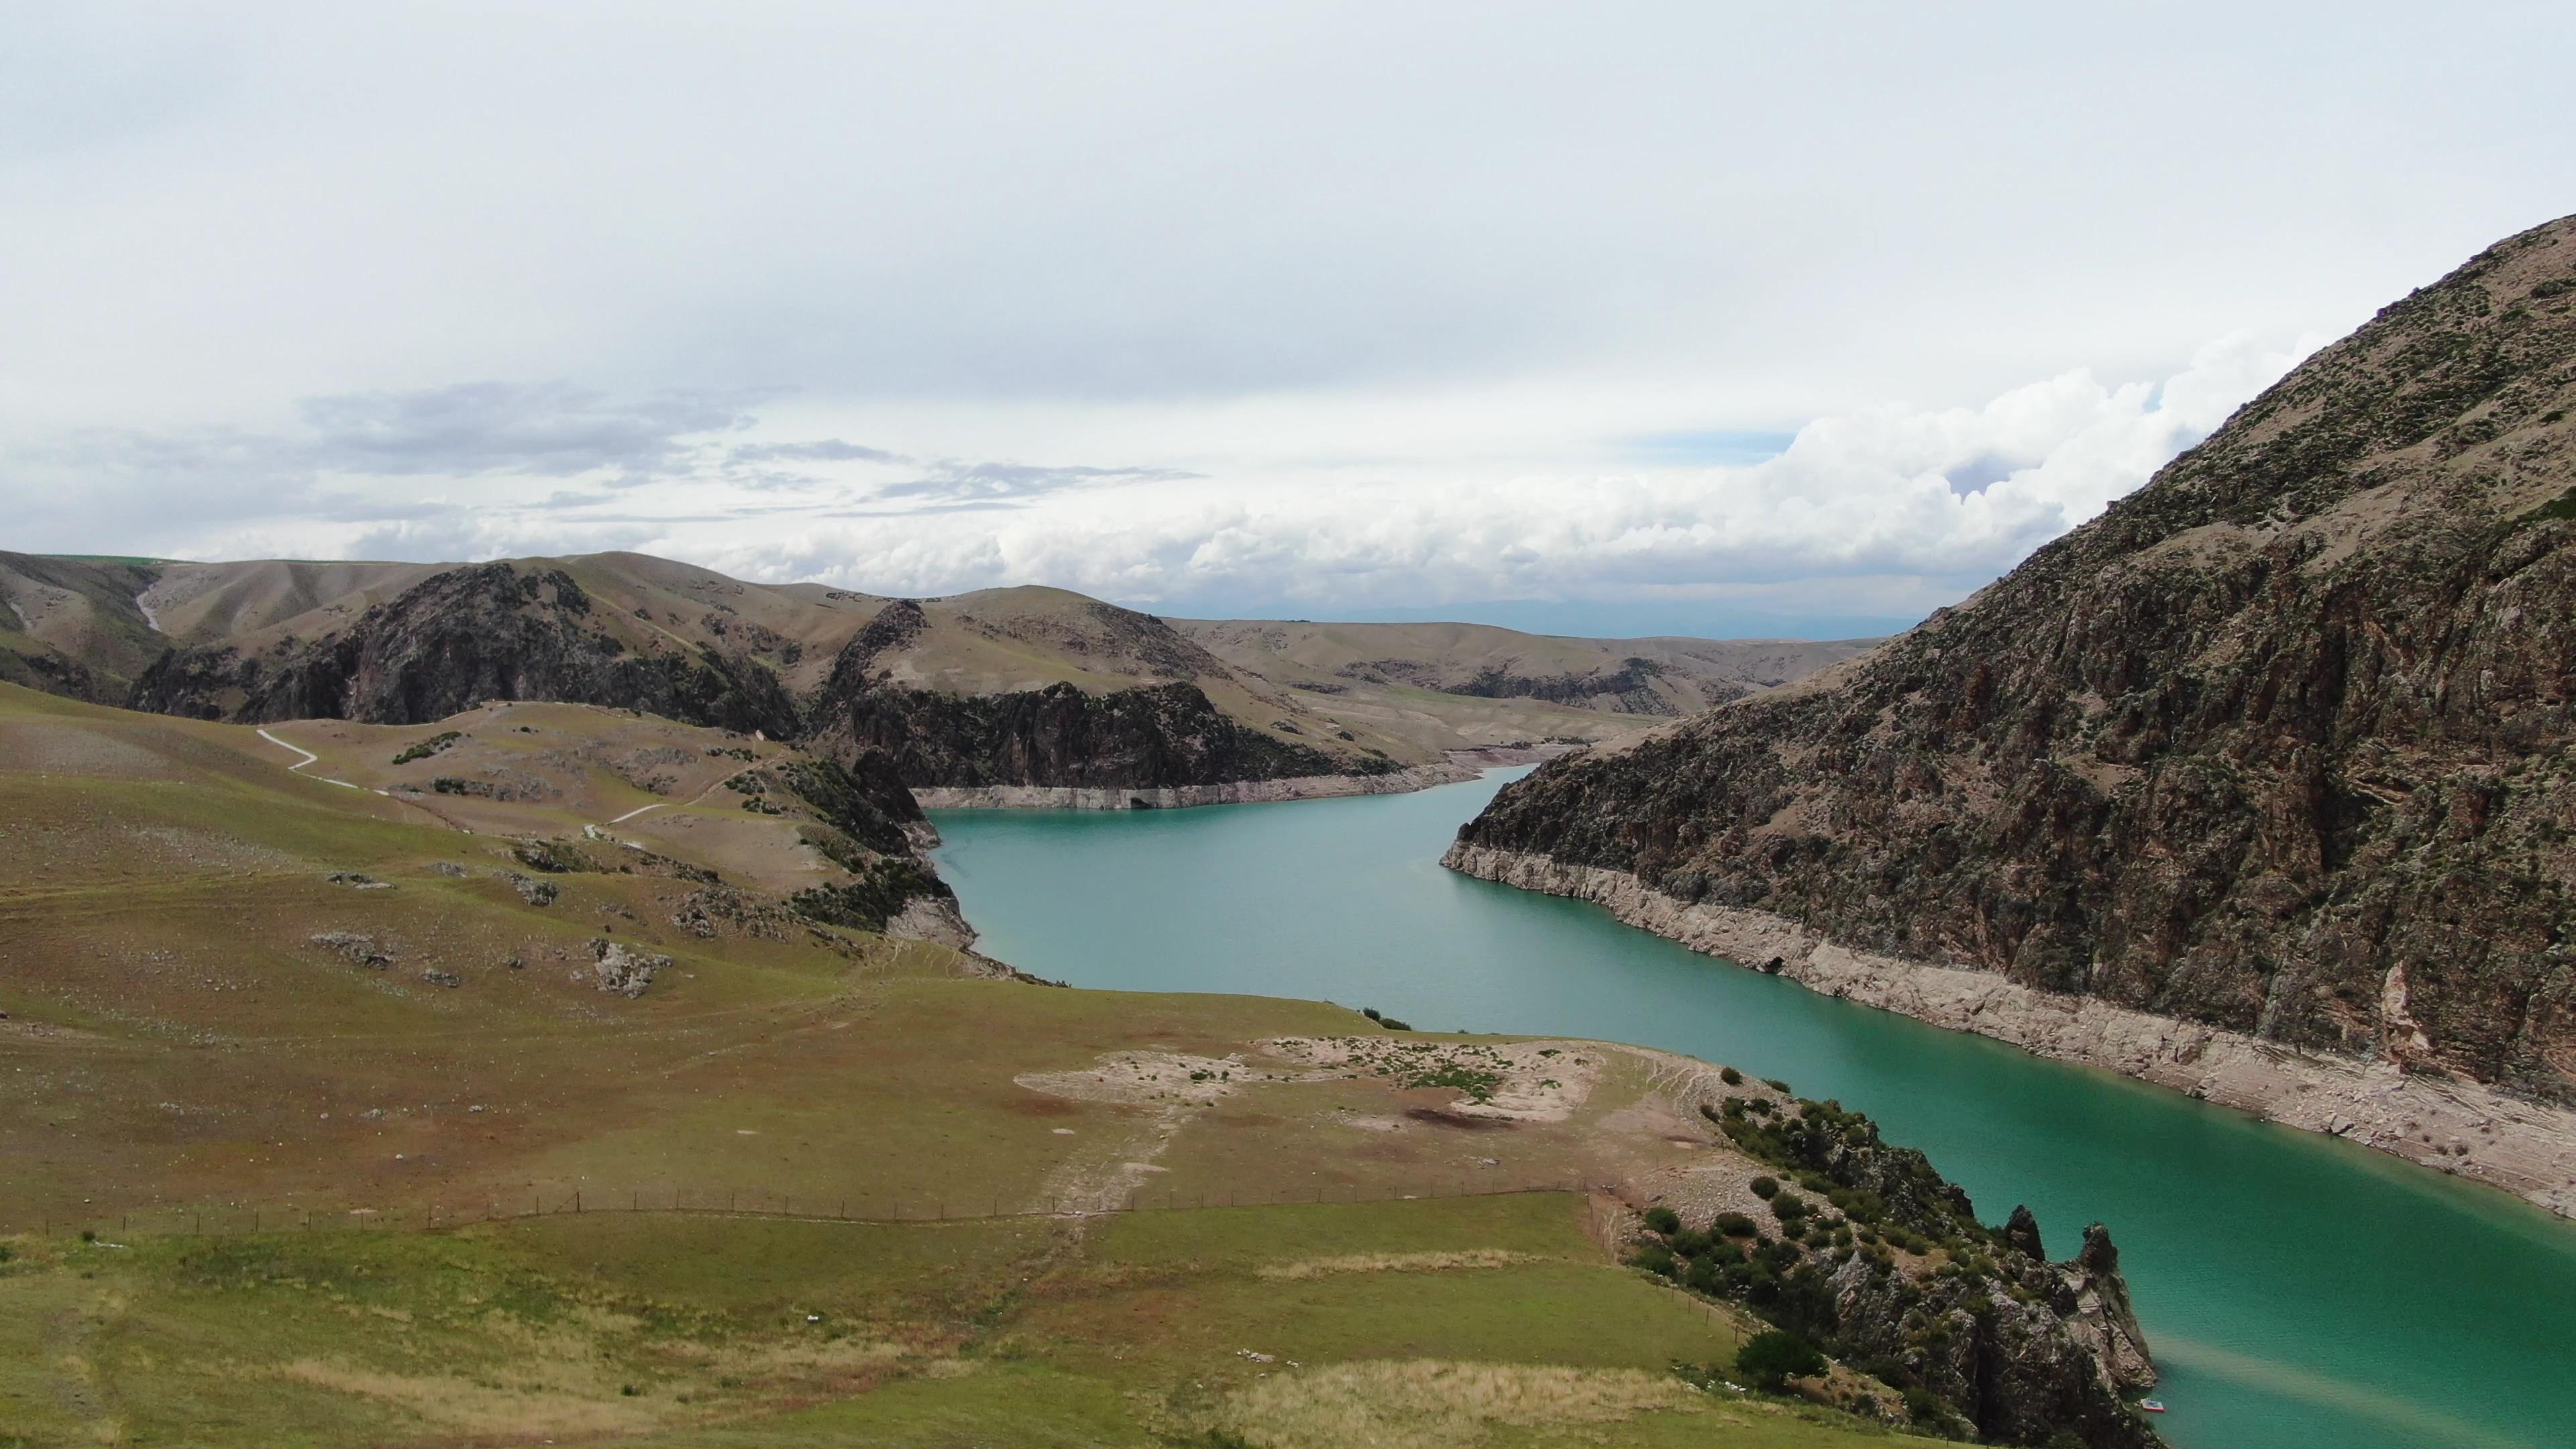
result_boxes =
[0,1195,1906,1448]
[0,684,1916,1445]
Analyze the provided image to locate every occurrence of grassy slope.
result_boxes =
[0,684,1907,1446]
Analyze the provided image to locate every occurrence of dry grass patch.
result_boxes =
[270,1358,663,1438]
[1204,1359,1699,1449]
[1254,1249,1537,1281]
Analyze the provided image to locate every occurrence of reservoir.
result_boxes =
[933,769,2576,1449]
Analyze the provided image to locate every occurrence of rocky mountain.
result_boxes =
[1179,618,1876,724]
[1452,215,2576,1201]
[8,551,1862,803]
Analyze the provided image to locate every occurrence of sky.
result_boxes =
[5,3,2571,638]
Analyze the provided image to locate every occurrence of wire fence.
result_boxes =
[9,1174,1617,1242]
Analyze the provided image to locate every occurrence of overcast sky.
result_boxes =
[5,3,2570,636]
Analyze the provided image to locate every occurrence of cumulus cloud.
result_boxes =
[16,331,2294,635]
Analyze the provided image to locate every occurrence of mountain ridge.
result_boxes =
[1450,214,2576,1209]
[3,549,1870,803]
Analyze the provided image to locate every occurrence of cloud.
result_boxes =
[878,460,1203,504]
[2,335,2302,632]
[299,382,753,479]
[728,439,908,465]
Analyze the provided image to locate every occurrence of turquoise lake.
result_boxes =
[932,769,2576,1449]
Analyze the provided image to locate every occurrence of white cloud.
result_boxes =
[8,333,2303,633]
[0,3,2557,631]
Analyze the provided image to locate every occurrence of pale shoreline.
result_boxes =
[910,745,1568,812]
[1442,842,2576,1218]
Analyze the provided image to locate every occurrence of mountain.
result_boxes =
[1450,215,2576,1212]
[3,550,1867,804]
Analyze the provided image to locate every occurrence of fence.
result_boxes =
[9,1174,1616,1242]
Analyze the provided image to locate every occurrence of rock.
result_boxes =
[325,871,392,890]
[2057,1224,2157,1395]
[589,939,669,998]
[310,932,392,969]
[2006,1203,2046,1260]
[498,871,559,906]
[420,969,462,989]
[431,861,469,877]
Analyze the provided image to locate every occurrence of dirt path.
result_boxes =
[600,759,767,830]
[256,727,373,793]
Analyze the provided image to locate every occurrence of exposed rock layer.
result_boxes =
[910,761,1477,810]
[1445,843,2576,1215]
[1456,219,2576,1161]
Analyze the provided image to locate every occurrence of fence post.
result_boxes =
[576,1190,582,1214]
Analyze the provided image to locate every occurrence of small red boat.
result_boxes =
[2139,1399,2168,1413]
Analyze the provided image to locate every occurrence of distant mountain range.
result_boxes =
[0,548,1873,802]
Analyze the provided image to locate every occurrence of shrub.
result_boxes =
[1643,1205,1681,1235]
[1770,1192,1808,1222]
[1719,1066,1743,1085]
[1749,1176,1778,1199]
[80,1230,96,1243]
[1714,1212,1758,1238]
[391,731,462,764]
[1764,1078,1791,1093]
[1628,1245,1678,1279]
[1735,1330,1828,1392]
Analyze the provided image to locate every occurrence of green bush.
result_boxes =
[1749,1176,1778,1199]
[1719,1066,1743,1085]
[1628,1245,1678,1279]
[391,731,463,764]
[1735,1330,1827,1391]
[1770,1192,1808,1222]
[1642,1205,1681,1235]
[1713,1212,1758,1238]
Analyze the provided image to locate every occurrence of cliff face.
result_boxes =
[132,563,804,737]
[1458,216,2576,1108]
[810,676,1395,790]
[1654,1089,2161,1448]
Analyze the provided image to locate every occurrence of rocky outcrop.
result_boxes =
[1653,1089,2160,1446]
[132,563,804,736]
[1344,655,1717,715]
[1455,217,2576,1166]
[813,678,1401,792]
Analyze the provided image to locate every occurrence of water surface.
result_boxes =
[932,771,2576,1449]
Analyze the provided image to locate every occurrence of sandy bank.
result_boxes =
[1442,843,2576,1218]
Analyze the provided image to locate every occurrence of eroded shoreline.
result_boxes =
[910,747,1568,811]
[1442,842,2576,1218]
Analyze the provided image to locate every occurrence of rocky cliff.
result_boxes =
[1454,217,2576,1181]
[809,675,1399,792]
[133,562,804,737]
[1644,1087,2161,1447]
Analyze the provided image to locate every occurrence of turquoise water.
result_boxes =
[930,771,2576,1449]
